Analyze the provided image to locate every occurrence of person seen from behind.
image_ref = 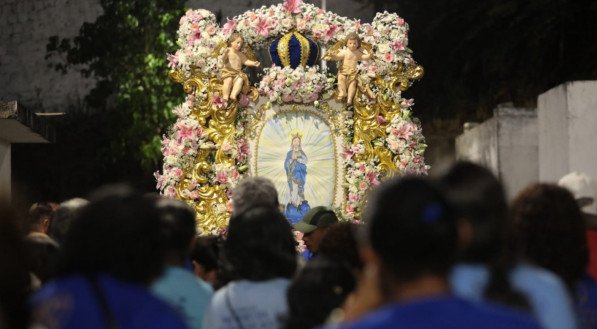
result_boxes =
[440,161,577,329]
[511,183,597,329]
[203,206,297,329]
[151,198,213,329]
[323,176,542,329]
[30,184,188,329]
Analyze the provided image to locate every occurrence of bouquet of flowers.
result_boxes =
[258,65,332,104]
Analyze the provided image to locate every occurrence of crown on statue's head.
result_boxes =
[270,31,320,68]
[289,129,303,140]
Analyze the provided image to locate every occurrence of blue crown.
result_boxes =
[269,31,320,68]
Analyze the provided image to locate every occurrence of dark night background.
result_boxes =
[9,0,597,204]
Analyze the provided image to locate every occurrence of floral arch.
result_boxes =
[155,0,428,234]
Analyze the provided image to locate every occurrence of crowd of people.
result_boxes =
[0,161,596,329]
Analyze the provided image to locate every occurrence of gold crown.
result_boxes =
[289,129,303,140]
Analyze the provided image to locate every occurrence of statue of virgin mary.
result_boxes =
[284,130,311,223]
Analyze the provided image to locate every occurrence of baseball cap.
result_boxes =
[558,172,597,215]
[294,206,339,233]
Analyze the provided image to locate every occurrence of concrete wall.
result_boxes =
[455,118,499,173]
[455,106,538,199]
[538,81,597,184]
[496,107,538,199]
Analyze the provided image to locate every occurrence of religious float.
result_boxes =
[155,0,428,234]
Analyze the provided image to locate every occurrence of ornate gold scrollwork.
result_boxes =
[351,63,424,171]
[170,68,241,233]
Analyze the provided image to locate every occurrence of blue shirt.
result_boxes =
[151,266,213,329]
[577,274,597,329]
[327,295,541,329]
[31,274,188,329]
[450,263,578,329]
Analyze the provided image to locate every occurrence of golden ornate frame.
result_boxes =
[169,62,423,233]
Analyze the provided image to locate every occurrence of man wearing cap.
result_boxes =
[294,206,339,258]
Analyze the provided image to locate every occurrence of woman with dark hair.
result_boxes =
[282,257,356,329]
[441,162,576,329]
[30,185,187,329]
[203,206,297,329]
[511,183,597,329]
[191,235,223,290]
[324,176,540,329]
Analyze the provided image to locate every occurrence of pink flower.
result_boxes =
[190,190,200,200]
[173,167,184,178]
[366,171,380,185]
[283,0,302,14]
[255,17,273,37]
[166,52,179,69]
[396,17,405,26]
[213,95,225,109]
[354,20,361,29]
[282,18,294,29]
[238,94,250,107]
[389,139,401,151]
[165,186,177,198]
[359,180,369,191]
[383,52,394,63]
[177,126,195,143]
[187,29,202,46]
[154,172,164,189]
[393,123,415,140]
[325,24,338,39]
[345,204,354,215]
[348,192,359,203]
[391,40,405,51]
[223,19,237,34]
[376,115,386,124]
[358,164,366,172]
[216,171,229,184]
[206,24,217,36]
[231,169,240,180]
[342,148,355,160]
[221,141,233,153]
[401,98,415,107]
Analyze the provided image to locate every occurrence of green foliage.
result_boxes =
[46,0,186,173]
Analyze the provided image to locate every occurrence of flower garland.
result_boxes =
[167,0,415,77]
[258,65,333,104]
[340,141,382,221]
[170,9,223,74]
[386,106,429,175]
[154,95,207,198]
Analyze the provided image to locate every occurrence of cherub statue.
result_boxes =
[221,33,261,104]
[323,33,372,106]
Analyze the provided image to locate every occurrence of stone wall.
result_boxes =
[0,0,101,112]
[455,106,538,199]
[538,81,597,184]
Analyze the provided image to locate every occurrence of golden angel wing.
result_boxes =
[322,39,345,60]
[211,41,227,58]
[361,42,373,54]
[242,45,258,62]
